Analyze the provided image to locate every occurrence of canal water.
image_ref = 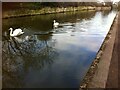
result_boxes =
[2,10,116,88]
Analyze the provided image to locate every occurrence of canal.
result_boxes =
[2,10,117,88]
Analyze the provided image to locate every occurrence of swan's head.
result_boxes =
[9,28,13,31]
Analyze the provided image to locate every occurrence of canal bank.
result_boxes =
[2,6,111,19]
[80,11,119,89]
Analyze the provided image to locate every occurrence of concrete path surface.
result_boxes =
[106,13,120,88]
[87,12,119,88]
[106,12,120,88]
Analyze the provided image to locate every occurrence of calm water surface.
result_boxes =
[2,10,116,88]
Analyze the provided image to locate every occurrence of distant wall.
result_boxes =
[2,4,112,19]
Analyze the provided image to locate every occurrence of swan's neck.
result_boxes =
[54,20,56,23]
[10,29,13,36]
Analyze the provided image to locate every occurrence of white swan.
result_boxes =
[9,28,24,37]
[53,20,59,27]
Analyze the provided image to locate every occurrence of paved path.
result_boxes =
[87,12,119,88]
[106,12,120,88]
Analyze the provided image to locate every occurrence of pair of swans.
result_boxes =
[9,20,59,37]
[9,28,24,37]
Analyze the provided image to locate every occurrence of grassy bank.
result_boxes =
[2,6,111,19]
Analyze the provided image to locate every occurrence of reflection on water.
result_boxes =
[2,10,117,88]
[2,34,58,88]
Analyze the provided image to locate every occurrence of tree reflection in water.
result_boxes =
[2,33,58,88]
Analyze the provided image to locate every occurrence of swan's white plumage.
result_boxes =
[53,20,59,27]
[9,28,24,37]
